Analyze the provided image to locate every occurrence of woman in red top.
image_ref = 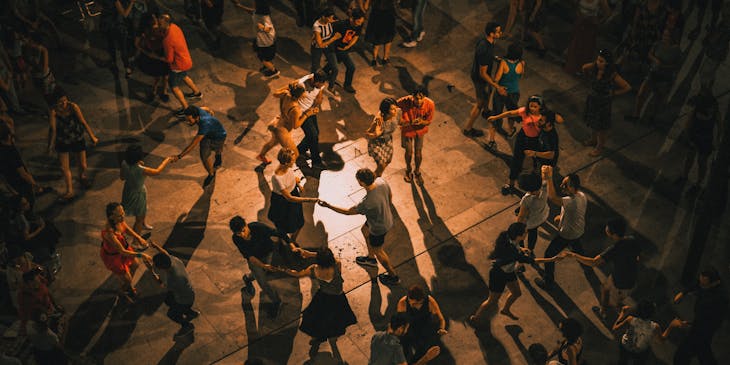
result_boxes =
[101,202,152,301]
[487,95,545,195]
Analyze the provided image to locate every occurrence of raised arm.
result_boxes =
[486,109,521,122]
[178,135,205,159]
[612,73,632,96]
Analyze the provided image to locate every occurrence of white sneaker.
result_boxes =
[402,40,418,48]
[417,31,426,42]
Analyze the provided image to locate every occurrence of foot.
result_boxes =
[370,59,377,67]
[402,40,418,48]
[355,256,378,267]
[414,171,424,185]
[404,171,413,183]
[534,277,555,291]
[588,148,602,157]
[203,174,215,187]
[256,154,272,165]
[467,315,481,327]
[242,275,256,296]
[311,160,329,170]
[213,154,222,168]
[378,273,400,286]
[173,323,195,341]
[175,108,186,117]
[186,310,201,321]
[463,128,485,137]
[417,31,426,42]
[500,309,519,320]
[263,68,281,79]
[501,184,515,196]
[343,84,356,93]
[591,305,607,320]
[185,91,202,99]
[267,301,282,318]
[80,176,92,189]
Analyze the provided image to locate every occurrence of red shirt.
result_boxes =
[517,107,541,138]
[397,96,435,138]
[163,24,193,72]
[18,283,53,325]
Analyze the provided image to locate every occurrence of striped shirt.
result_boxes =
[312,20,334,48]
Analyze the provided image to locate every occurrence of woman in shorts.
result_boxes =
[258,82,316,164]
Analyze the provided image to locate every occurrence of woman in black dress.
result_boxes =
[268,148,318,241]
[285,248,357,363]
[364,0,396,65]
[581,49,631,157]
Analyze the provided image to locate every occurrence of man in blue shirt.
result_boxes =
[175,106,227,186]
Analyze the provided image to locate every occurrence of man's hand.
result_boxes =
[318,200,330,208]
[496,86,507,96]
[424,346,440,361]
[553,215,561,224]
[673,292,684,304]
[263,264,277,272]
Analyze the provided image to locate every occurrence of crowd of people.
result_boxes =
[0,0,728,364]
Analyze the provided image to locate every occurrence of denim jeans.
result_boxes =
[542,235,583,284]
[311,46,338,86]
[335,51,356,87]
[297,115,321,163]
[165,291,196,325]
[248,252,281,303]
[410,0,427,40]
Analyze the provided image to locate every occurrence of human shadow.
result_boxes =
[241,291,300,365]
[157,334,195,365]
[208,70,270,137]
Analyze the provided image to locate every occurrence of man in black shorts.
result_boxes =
[174,106,227,187]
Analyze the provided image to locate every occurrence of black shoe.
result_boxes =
[175,108,186,117]
[356,256,378,267]
[463,128,485,137]
[343,85,356,93]
[378,273,400,286]
[173,323,194,341]
[370,60,377,67]
[186,310,201,321]
[213,154,222,168]
[262,68,281,79]
[311,160,329,170]
[534,277,555,291]
[203,174,215,187]
[185,91,202,99]
[501,184,516,196]
[267,301,282,318]
[158,93,170,103]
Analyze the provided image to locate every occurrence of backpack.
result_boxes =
[622,317,656,353]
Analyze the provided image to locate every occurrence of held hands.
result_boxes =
[437,328,448,335]
[317,200,331,208]
[541,165,553,178]
[496,86,507,96]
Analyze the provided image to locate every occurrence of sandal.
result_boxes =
[414,171,424,185]
[256,154,272,165]
[404,171,413,183]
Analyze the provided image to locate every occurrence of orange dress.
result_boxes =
[100,228,135,275]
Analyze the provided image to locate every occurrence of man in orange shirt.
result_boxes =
[159,14,203,116]
[397,86,434,185]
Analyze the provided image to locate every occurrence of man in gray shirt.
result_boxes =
[151,242,199,339]
[319,168,400,285]
[370,313,440,365]
[535,165,587,290]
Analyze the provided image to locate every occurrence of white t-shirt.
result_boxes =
[559,191,587,240]
[312,19,334,47]
[253,14,276,47]
[520,185,549,229]
[297,74,324,111]
[621,317,659,353]
[272,169,297,194]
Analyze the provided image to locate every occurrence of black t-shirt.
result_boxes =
[690,285,728,337]
[0,144,26,188]
[231,222,283,260]
[332,19,362,49]
[600,238,641,289]
[537,128,559,166]
[471,38,495,82]
[490,232,534,272]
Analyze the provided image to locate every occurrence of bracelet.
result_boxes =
[136,252,142,258]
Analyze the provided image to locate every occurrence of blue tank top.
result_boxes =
[499,60,522,94]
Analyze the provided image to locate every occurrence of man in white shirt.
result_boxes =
[296,70,328,170]
[310,8,341,93]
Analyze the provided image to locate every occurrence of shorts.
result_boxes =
[55,141,86,153]
[401,133,424,150]
[472,78,491,105]
[489,267,517,293]
[368,231,386,248]
[606,275,632,307]
[168,70,188,87]
[255,44,277,62]
[200,137,225,160]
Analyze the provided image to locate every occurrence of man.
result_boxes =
[234,0,280,78]
[310,8,341,93]
[401,0,428,48]
[566,218,640,319]
[296,70,327,170]
[396,285,447,363]
[331,8,365,93]
[463,22,504,142]
[229,216,315,318]
[369,313,440,365]
[175,106,227,187]
[159,14,203,116]
[529,110,563,169]
[668,267,728,365]
[150,242,200,340]
[319,168,400,285]
[397,86,434,185]
[535,165,587,290]
[0,122,41,207]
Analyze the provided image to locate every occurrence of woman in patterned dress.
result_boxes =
[366,97,399,177]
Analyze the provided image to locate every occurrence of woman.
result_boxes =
[7,196,59,267]
[120,144,173,238]
[486,95,545,195]
[258,82,315,164]
[285,248,357,363]
[612,301,668,364]
[680,87,718,187]
[364,0,397,66]
[101,202,153,302]
[581,49,631,156]
[563,0,610,75]
[365,97,399,177]
[134,13,170,102]
[515,173,547,252]
[47,91,99,200]
[103,0,137,77]
[396,285,447,363]
[619,0,666,71]
[493,43,525,137]
[268,148,318,241]
[470,222,561,323]
[524,0,547,57]
[547,318,584,365]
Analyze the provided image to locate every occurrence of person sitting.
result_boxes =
[396,285,447,364]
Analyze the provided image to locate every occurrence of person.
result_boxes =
[268,149,318,241]
[366,97,400,177]
[285,248,357,363]
[369,313,440,365]
[5,249,41,312]
[17,268,62,337]
[47,91,99,201]
[295,71,328,170]
[134,13,171,102]
[318,168,400,285]
[680,87,718,188]
[697,8,730,89]
[99,0,135,77]
[503,0,522,38]
[566,218,641,319]
[535,166,587,290]
[612,300,670,364]
[516,173,548,252]
[669,267,728,364]
[229,216,315,317]
[365,0,397,66]
[331,8,365,93]
[311,8,341,92]
[174,105,227,187]
[463,22,504,139]
[7,196,59,267]
[120,144,174,237]
[532,109,563,168]
[258,82,315,164]
[20,32,58,105]
[492,43,525,137]
[581,49,631,157]
[29,314,68,365]
[397,86,434,185]
[470,222,562,324]
[200,0,225,45]
[159,14,203,116]
[0,121,43,207]
[547,318,584,365]
[396,285,447,363]
[150,241,200,340]
[524,0,547,57]
[401,0,428,48]
[618,0,666,72]
[486,95,544,194]
[100,202,153,302]
[234,0,279,78]
[563,0,610,75]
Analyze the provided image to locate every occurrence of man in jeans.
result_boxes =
[150,242,199,340]
[319,168,400,285]
[296,70,327,170]
[160,14,203,116]
[401,0,428,48]
[229,216,315,318]
[310,8,341,94]
[331,8,365,93]
[535,165,587,290]
[463,22,504,141]
[175,106,227,187]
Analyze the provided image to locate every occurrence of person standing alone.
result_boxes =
[159,14,203,116]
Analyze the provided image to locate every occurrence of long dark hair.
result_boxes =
[596,49,617,80]
[105,202,122,228]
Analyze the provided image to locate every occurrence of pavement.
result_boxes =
[2,0,729,364]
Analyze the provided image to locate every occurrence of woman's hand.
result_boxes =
[90,135,99,146]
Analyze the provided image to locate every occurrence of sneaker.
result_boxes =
[417,31,426,42]
[186,310,201,321]
[402,40,418,48]
[534,277,555,291]
[158,93,170,103]
[175,108,186,117]
[355,256,378,267]
[378,273,400,286]
[267,301,282,318]
[463,128,485,137]
[173,323,195,341]
[501,184,516,196]
[263,68,281,79]
[203,174,215,187]
[343,85,356,93]
[185,91,202,99]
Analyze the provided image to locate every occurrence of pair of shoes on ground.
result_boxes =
[261,68,281,78]
[403,171,424,184]
[355,256,400,285]
[463,128,485,138]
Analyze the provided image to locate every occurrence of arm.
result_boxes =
[359,0,370,11]
[338,35,359,51]
[73,103,99,145]
[284,264,315,277]
[531,150,555,159]
[21,217,45,240]
[612,309,632,331]
[289,106,315,129]
[277,184,318,204]
[150,240,170,256]
[178,135,205,159]
[232,0,254,12]
[494,61,506,84]
[273,86,289,98]
[47,110,56,152]
[568,251,604,267]
[115,0,136,18]
[413,347,441,365]
[581,62,595,75]
[529,0,542,20]
[364,117,382,139]
[565,345,579,365]
[486,109,521,122]
[103,229,145,257]
[141,157,173,176]
[429,296,448,334]
[319,201,360,215]
[479,65,503,93]
[516,204,529,224]
[16,166,38,187]
[396,296,407,312]
[121,221,148,246]
[542,166,562,206]
[313,30,342,49]
[163,36,175,65]
[612,73,632,96]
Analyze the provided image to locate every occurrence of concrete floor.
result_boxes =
[7,0,730,364]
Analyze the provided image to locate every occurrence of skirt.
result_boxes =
[137,53,170,77]
[584,94,612,131]
[122,189,147,217]
[100,247,135,275]
[268,188,304,234]
[300,291,357,339]
[365,8,396,45]
[368,135,394,165]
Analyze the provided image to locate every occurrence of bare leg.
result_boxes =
[372,246,397,276]
[372,45,380,61]
[631,80,650,117]
[262,60,276,71]
[383,42,392,60]
[171,86,188,109]
[404,138,413,174]
[78,151,88,180]
[58,152,73,197]
[464,99,487,131]
[259,132,279,159]
[472,290,503,321]
[414,144,423,174]
[505,0,519,35]
[182,76,200,94]
[291,227,302,242]
[501,281,522,319]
